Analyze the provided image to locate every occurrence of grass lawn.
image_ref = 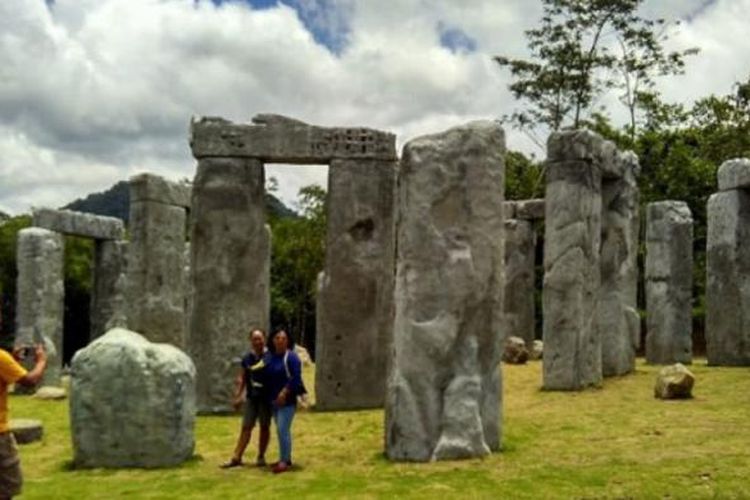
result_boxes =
[10,359,750,499]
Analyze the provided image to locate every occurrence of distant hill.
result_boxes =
[0,211,8,223]
[63,180,298,223]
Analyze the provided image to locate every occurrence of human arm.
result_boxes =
[4,344,45,387]
[274,351,302,406]
[232,366,247,410]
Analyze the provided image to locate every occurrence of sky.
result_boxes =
[0,0,748,215]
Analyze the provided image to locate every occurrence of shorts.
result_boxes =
[0,432,22,497]
[242,397,271,429]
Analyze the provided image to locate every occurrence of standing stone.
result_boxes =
[645,201,693,364]
[386,121,505,462]
[70,328,195,468]
[90,240,128,339]
[183,241,192,340]
[504,219,536,347]
[316,159,397,411]
[706,161,750,366]
[543,130,603,391]
[189,158,269,413]
[127,174,189,348]
[599,152,640,377]
[15,228,64,386]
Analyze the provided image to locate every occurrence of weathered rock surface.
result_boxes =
[130,173,192,208]
[514,199,545,220]
[315,158,396,411]
[127,174,189,348]
[706,185,750,366]
[645,201,693,365]
[530,340,544,360]
[717,158,750,192]
[599,151,640,377]
[15,228,64,387]
[188,157,269,413]
[502,336,529,365]
[70,328,196,468]
[386,121,505,462]
[33,386,66,400]
[504,219,536,346]
[32,208,124,241]
[654,363,694,399]
[90,240,128,339]
[542,131,603,390]
[190,114,397,162]
[10,419,43,444]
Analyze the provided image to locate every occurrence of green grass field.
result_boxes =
[10,360,750,499]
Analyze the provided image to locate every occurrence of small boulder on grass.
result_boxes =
[33,386,66,400]
[654,363,695,399]
[502,336,529,365]
[530,340,544,361]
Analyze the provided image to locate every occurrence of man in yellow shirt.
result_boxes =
[0,345,46,499]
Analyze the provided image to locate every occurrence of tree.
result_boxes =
[494,0,696,144]
[269,185,327,353]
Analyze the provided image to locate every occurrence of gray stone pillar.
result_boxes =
[385,121,505,462]
[189,158,269,413]
[542,131,603,390]
[645,201,693,364]
[315,159,397,411]
[15,228,64,386]
[706,159,750,365]
[504,218,536,346]
[127,174,190,347]
[90,240,128,338]
[599,152,640,377]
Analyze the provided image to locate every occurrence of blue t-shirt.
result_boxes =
[241,351,269,399]
[265,350,302,406]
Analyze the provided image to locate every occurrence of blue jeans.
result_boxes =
[273,404,296,464]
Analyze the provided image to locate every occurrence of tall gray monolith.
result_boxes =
[15,228,64,386]
[599,151,640,377]
[189,158,269,413]
[315,158,397,411]
[90,240,128,339]
[385,121,505,462]
[504,218,536,346]
[127,174,190,348]
[645,201,693,364]
[542,130,603,390]
[706,159,750,365]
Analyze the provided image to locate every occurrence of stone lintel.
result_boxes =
[33,208,124,241]
[189,114,398,162]
[130,173,192,209]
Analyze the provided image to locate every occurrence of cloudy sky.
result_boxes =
[0,0,747,214]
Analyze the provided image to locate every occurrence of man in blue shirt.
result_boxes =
[220,328,271,468]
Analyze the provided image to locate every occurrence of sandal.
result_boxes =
[220,457,243,469]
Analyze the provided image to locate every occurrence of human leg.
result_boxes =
[0,433,22,498]
[272,404,296,471]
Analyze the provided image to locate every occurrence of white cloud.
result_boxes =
[0,0,748,214]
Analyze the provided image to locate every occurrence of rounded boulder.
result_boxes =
[70,328,196,468]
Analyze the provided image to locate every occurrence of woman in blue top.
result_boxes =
[266,327,303,474]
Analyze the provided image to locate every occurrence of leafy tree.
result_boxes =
[0,216,31,345]
[495,0,696,143]
[505,150,545,200]
[269,185,327,353]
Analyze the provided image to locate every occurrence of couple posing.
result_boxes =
[221,327,304,474]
